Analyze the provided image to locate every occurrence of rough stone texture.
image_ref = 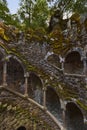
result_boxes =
[0,14,87,129]
[0,88,60,130]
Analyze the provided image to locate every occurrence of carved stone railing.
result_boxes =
[0,85,64,130]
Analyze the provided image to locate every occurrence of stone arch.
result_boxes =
[0,46,6,56]
[0,47,6,85]
[17,126,26,130]
[84,18,87,32]
[46,86,62,122]
[47,54,61,68]
[28,72,43,105]
[0,52,3,85]
[7,56,25,93]
[65,102,84,130]
[7,55,26,72]
[64,51,83,74]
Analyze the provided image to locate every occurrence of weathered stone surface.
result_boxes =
[0,89,60,130]
[0,13,87,130]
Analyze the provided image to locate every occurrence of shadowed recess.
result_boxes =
[46,86,62,123]
[0,51,3,85]
[65,102,84,130]
[7,57,25,93]
[47,54,61,68]
[17,126,26,130]
[28,73,43,105]
[64,51,83,74]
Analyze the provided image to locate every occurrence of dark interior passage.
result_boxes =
[47,54,61,68]
[17,126,26,130]
[46,86,62,123]
[28,73,43,105]
[0,52,3,85]
[7,57,25,93]
[64,51,83,74]
[65,102,84,130]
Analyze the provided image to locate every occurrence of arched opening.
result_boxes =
[17,126,26,130]
[47,54,61,68]
[0,52,3,85]
[7,57,25,93]
[46,86,62,122]
[64,51,83,74]
[28,73,43,105]
[65,102,84,130]
[84,18,87,32]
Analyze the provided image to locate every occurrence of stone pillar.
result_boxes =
[43,87,47,110]
[62,109,66,129]
[83,57,87,75]
[67,19,71,29]
[83,45,87,75]
[82,57,87,88]
[61,61,64,72]
[59,55,65,72]
[60,99,66,129]
[24,72,29,96]
[3,61,7,86]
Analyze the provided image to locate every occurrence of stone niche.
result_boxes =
[65,102,85,130]
[46,86,62,123]
[47,54,61,69]
[28,72,43,105]
[7,57,25,93]
[17,126,26,130]
[64,51,83,74]
[0,51,3,85]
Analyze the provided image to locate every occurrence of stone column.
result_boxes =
[62,109,66,129]
[24,72,29,96]
[3,61,7,86]
[83,45,87,75]
[43,87,47,110]
[60,99,66,129]
[59,56,65,72]
[61,61,64,72]
[67,19,71,29]
[83,57,87,75]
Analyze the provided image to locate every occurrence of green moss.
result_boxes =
[0,42,10,53]
[76,100,87,111]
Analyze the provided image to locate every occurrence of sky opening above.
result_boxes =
[7,0,19,14]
